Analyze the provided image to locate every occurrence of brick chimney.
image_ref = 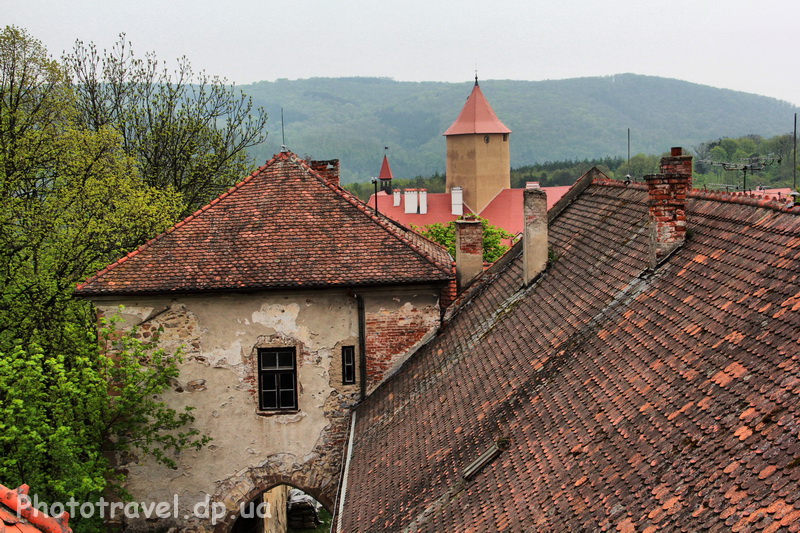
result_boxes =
[404,189,418,214]
[523,183,548,285]
[455,216,483,290]
[310,159,340,187]
[645,147,692,268]
[451,186,464,216]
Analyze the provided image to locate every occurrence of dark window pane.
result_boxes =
[263,373,276,391]
[280,390,296,409]
[278,351,293,368]
[279,372,294,390]
[342,346,355,384]
[263,351,277,369]
[263,391,277,410]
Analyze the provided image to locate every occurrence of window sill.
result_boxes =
[255,409,301,418]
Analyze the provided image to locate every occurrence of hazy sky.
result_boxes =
[6,0,800,105]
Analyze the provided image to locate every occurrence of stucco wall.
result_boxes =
[93,285,440,532]
[446,133,511,213]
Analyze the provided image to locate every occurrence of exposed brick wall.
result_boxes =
[365,303,440,387]
[646,148,692,265]
[455,217,483,290]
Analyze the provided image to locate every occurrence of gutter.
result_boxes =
[356,294,367,400]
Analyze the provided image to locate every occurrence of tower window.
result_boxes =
[257,347,297,411]
[503,134,508,142]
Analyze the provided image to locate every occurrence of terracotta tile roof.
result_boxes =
[76,152,453,296]
[0,485,71,533]
[340,181,800,531]
[443,81,511,136]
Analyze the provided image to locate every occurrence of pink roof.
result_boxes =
[443,81,511,136]
[368,186,570,239]
[378,155,393,180]
[478,187,572,236]
[370,191,471,228]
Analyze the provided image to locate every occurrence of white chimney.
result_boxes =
[419,189,428,214]
[451,187,463,216]
[523,185,548,285]
[404,189,418,214]
[393,189,401,207]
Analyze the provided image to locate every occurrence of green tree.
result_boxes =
[64,34,269,214]
[0,26,182,351]
[0,320,209,533]
[0,28,207,532]
[413,216,514,263]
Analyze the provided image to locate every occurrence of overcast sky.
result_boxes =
[5,0,800,105]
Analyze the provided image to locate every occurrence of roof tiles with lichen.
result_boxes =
[75,151,453,296]
[340,181,800,531]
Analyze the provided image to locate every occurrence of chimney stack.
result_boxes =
[404,189,418,214]
[310,159,340,187]
[393,189,401,207]
[419,189,428,214]
[451,187,464,216]
[455,216,483,290]
[645,147,692,268]
[523,183,548,285]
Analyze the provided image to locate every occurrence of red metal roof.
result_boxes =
[378,155,393,180]
[443,81,511,136]
[75,151,453,296]
[0,485,71,533]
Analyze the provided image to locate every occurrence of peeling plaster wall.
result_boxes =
[93,286,440,532]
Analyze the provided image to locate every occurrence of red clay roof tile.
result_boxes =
[75,151,453,296]
[0,485,71,533]
[340,180,800,531]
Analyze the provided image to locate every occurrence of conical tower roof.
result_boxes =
[379,154,393,180]
[443,80,511,136]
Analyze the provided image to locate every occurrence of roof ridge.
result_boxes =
[593,177,799,215]
[76,154,282,291]
[288,153,454,275]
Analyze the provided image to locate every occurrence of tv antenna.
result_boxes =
[702,154,780,191]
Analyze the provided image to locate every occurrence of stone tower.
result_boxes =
[444,78,511,213]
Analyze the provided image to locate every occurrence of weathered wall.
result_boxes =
[93,285,440,532]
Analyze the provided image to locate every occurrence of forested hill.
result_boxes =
[241,75,798,183]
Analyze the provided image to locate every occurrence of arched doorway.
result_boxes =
[212,472,334,533]
[230,485,330,533]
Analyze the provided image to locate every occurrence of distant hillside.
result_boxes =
[240,75,798,184]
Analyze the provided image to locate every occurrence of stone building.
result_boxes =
[75,150,455,531]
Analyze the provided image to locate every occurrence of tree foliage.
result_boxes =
[414,216,514,263]
[64,34,269,213]
[0,27,210,531]
[0,319,209,532]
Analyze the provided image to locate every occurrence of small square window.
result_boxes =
[257,348,297,411]
[342,346,356,385]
